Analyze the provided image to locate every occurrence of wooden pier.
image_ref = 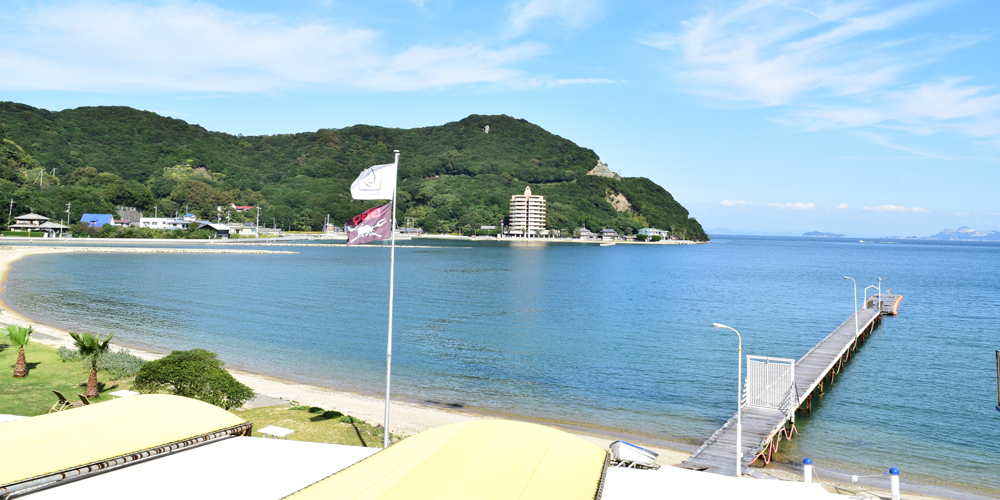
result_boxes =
[679,299,897,476]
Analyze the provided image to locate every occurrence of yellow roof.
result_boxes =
[0,394,246,487]
[286,420,608,500]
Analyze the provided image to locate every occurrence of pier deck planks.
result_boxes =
[679,308,881,476]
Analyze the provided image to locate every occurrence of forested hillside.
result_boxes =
[0,102,707,240]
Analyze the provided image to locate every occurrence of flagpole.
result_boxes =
[383,149,399,449]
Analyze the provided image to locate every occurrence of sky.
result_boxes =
[0,0,997,237]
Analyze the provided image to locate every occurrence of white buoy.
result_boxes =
[803,458,813,483]
[890,468,900,500]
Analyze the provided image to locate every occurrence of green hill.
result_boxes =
[0,102,707,240]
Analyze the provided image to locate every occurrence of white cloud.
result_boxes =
[643,1,935,105]
[720,200,815,210]
[794,78,1000,140]
[720,199,750,207]
[835,203,849,209]
[863,205,931,213]
[0,1,546,93]
[507,0,602,37]
[645,1,1000,145]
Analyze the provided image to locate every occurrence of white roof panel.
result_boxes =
[28,436,378,500]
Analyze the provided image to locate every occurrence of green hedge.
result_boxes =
[1,231,44,237]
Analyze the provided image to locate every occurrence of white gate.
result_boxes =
[744,356,797,420]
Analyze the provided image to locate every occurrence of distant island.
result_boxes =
[926,227,1000,241]
[803,231,846,238]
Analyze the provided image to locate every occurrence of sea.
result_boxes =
[3,236,998,496]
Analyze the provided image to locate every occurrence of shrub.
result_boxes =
[133,349,254,409]
[58,346,145,380]
[635,233,647,241]
[651,235,662,242]
[100,348,146,380]
[58,345,82,362]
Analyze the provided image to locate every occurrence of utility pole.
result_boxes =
[7,199,12,227]
[65,202,71,225]
[154,205,158,218]
[255,206,260,238]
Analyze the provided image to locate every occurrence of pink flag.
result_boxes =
[345,202,392,245]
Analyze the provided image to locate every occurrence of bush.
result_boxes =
[58,345,82,362]
[133,349,254,409]
[58,346,146,380]
[635,233,647,241]
[651,235,662,242]
[100,348,147,380]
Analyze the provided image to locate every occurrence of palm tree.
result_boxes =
[69,332,113,399]
[6,324,32,377]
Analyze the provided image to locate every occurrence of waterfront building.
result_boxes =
[199,223,232,238]
[638,228,670,239]
[139,217,192,230]
[7,213,69,237]
[508,186,546,237]
[577,228,597,240]
[600,228,620,241]
[115,206,142,225]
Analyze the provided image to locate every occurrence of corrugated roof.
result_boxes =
[286,420,608,500]
[0,395,246,491]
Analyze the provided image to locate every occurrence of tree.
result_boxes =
[636,233,647,242]
[133,349,254,409]
[6,324,32,377]
[69,331,113,398]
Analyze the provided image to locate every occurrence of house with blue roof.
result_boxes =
[80,214,115,227]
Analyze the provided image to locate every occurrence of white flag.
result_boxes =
[350,163,397,200]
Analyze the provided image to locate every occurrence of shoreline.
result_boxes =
[0,245,692,466]
[0,245,986,499]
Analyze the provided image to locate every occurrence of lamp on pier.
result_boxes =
[712,322,743,477]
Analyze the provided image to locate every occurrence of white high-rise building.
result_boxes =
[508,186,546,236]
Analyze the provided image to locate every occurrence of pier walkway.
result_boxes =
[680,307,884,476]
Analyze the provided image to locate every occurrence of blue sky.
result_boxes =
[1,0,997,236]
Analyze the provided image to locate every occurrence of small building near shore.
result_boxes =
[638,228,669,239]
[600,228,620,241]
[7,213,69,237]
[199,223,231,238]
[139,217,192,230]
[115,206,142,225]
[577,228,597,240]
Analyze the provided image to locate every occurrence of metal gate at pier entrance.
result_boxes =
[744,356,798,419]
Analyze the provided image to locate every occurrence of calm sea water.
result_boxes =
[4,237,999,494]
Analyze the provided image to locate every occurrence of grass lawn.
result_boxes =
[1,342,397,449]
[0,342,131,415]
[231,406,398,448]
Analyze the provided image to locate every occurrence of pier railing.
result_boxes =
[744,356,797,420]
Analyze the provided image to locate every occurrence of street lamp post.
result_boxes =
[712,322,743,477]
[843,276,858,337]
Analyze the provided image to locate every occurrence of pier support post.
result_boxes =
[803,458,813,483]
[890,468,900,500]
